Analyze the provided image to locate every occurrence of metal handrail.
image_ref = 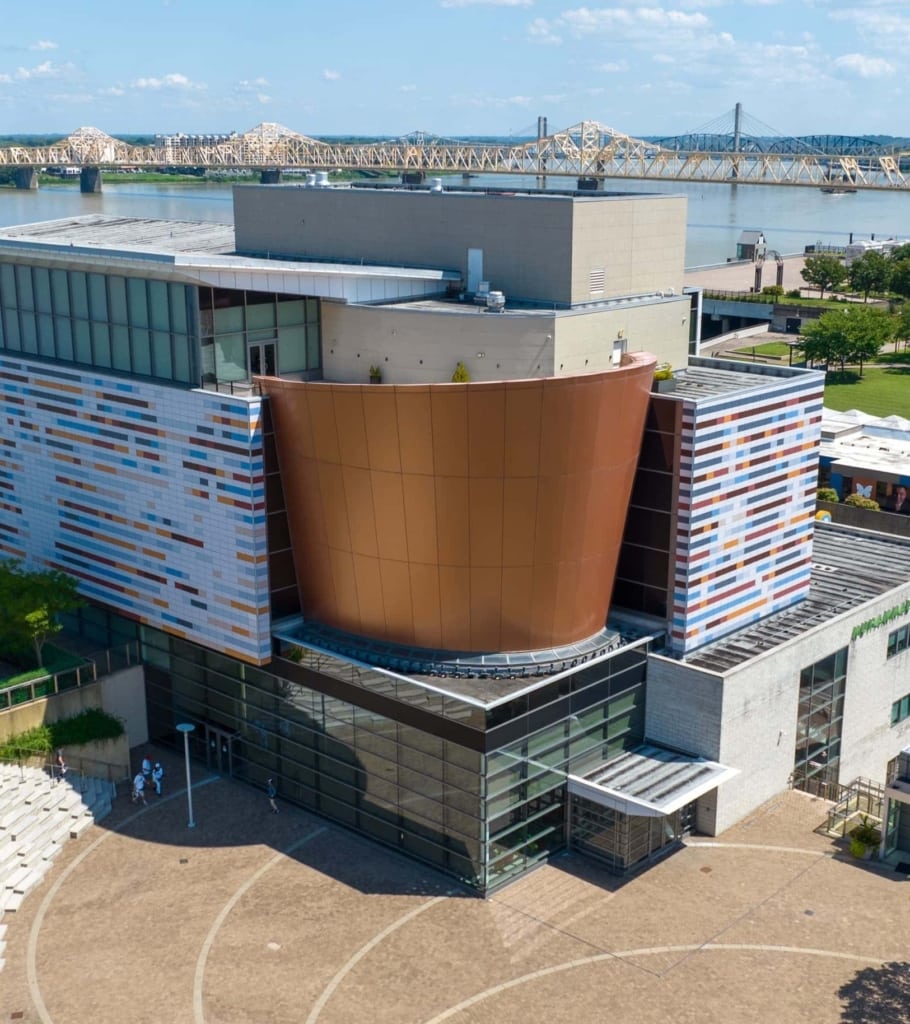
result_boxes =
[0,640,139,712]
[0,749,127,789]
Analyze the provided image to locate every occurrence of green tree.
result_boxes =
[0,560,82,668]
[801,253,847,299]
[890,259,910,300]
[799,306,893,375]
[847,251,891,301]
[889,244,910,263]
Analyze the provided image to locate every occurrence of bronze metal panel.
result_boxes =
[341,465,378,558]
[396,388,434,475]
[370,470,409,563]
[362,389,402,473]
[260,353,655,654]
[469,476,504,569]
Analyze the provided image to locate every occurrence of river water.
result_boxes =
[2,178,910,270]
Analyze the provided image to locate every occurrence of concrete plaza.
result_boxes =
[1,759,908,1024]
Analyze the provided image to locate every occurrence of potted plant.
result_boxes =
[652,362,676,393]
[368,365,382,384]
[849,815,881,860]
[451,361,471,383]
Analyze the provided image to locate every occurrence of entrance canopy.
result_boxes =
[568,743,738,818]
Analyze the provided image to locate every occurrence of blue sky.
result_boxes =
[1,1,907,140]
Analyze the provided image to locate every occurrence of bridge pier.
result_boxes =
[14,168,38,190]
[401,171,425,185]
[260,168,282,184]
[577,177,603,191]
[80,167,102,193]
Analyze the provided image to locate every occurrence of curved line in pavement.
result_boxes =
[419,944,885,1024]
[26,776,221,1024]
[193,826,328,1024]
[683,841,832,857]
[304,894,450,1024]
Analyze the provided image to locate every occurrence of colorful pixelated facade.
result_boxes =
[0,354,271,663]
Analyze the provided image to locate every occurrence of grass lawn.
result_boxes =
[0,645,85,690]
[731,341,793,359]
[823,366,910,418]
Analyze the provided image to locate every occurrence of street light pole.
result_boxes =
[176,723,196,829]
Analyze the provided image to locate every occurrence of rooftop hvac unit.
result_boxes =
[486,291,506,312]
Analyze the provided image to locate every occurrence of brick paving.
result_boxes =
[1,763,908,1024]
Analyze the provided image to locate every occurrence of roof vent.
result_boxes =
[430,177,444,193]
[486,290,506,312]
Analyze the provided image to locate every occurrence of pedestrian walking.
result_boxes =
[267,778,279,814]
[151,761,164,796]
[141,754,152,780]
[132,771,147,805]
[55,748,67,783]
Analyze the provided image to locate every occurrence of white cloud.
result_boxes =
[238,77,270,89]
[440,0,532,7]
[30,40,58,51]
[400,84,418,92]
[598,59,629,72]
[527,17,562,44]
[451,92,533,108]
[47,91,93,104]
[0,74,11,84]
[322,69,341,81]
[15,61,64,80]
[98,86,125,96]
[834,52,895,78]
[560,7,710,37]
[133,73,206,91]
[257,93,271,104]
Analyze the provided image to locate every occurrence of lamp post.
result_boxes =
[176,723,196,829]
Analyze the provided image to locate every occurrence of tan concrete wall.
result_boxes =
[234,187,686,308]
[0,682,104,741]
[569,196,687,304]
[322,303,558,384]
[100,665,148,749]
[553,297,691,374]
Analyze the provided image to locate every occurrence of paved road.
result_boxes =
[1,768,908,1024]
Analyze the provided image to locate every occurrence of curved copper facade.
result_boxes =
[260,354,655,653]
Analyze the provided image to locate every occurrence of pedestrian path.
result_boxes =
[0,762,115,971]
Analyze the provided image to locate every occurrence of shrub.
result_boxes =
[817,487,840,503]
[786,289,802,299]
[844,493,880,511]
[368,364,381,380]
[761,285,784,297]
[653,362,674,381]
[0,707,124,760]
[451,361,471,383]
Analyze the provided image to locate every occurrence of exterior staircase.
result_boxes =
[0,762,115,971]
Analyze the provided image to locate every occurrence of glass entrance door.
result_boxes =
[206,725,236,776]
[249,341,277,378]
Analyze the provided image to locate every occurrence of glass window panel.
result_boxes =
[278,299,305,325]
[0,308,5,347]
[2,309,19,350]
[0,264,15,308]
[246,301,275,330]
[20,312,38,354]
[33,267,52,314]
[54,317,73,361]
[306,325,321,369]
[127,278,149,328]
[173,335,192,383]
[131,327,152,375]
[51,270,70,316]
[70,272,89,319]
[151,331,172,380]
[73,319,92,363]
[107,276,127,324]
[148,280,169,331]
[170,283,188,334]
[305,298,319,322]
[37,314,55,357]
[92,322,112,367]
[16,266,34,310]
[214,306,243,334]
[278,325,307,372]
[88,274,108,321]
[215,334,246,381]
[111,325,131,371]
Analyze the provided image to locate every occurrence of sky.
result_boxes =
[0,1,907,141]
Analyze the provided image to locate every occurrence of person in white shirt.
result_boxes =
[132,772,147,806]
[151,762,164,796]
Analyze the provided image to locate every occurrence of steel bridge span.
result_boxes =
[3,119,910,192]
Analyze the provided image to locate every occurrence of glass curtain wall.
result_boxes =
[198,287,321,387]
[484,649,647,890]
[792,646,848,795]
[0,262,197,385]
